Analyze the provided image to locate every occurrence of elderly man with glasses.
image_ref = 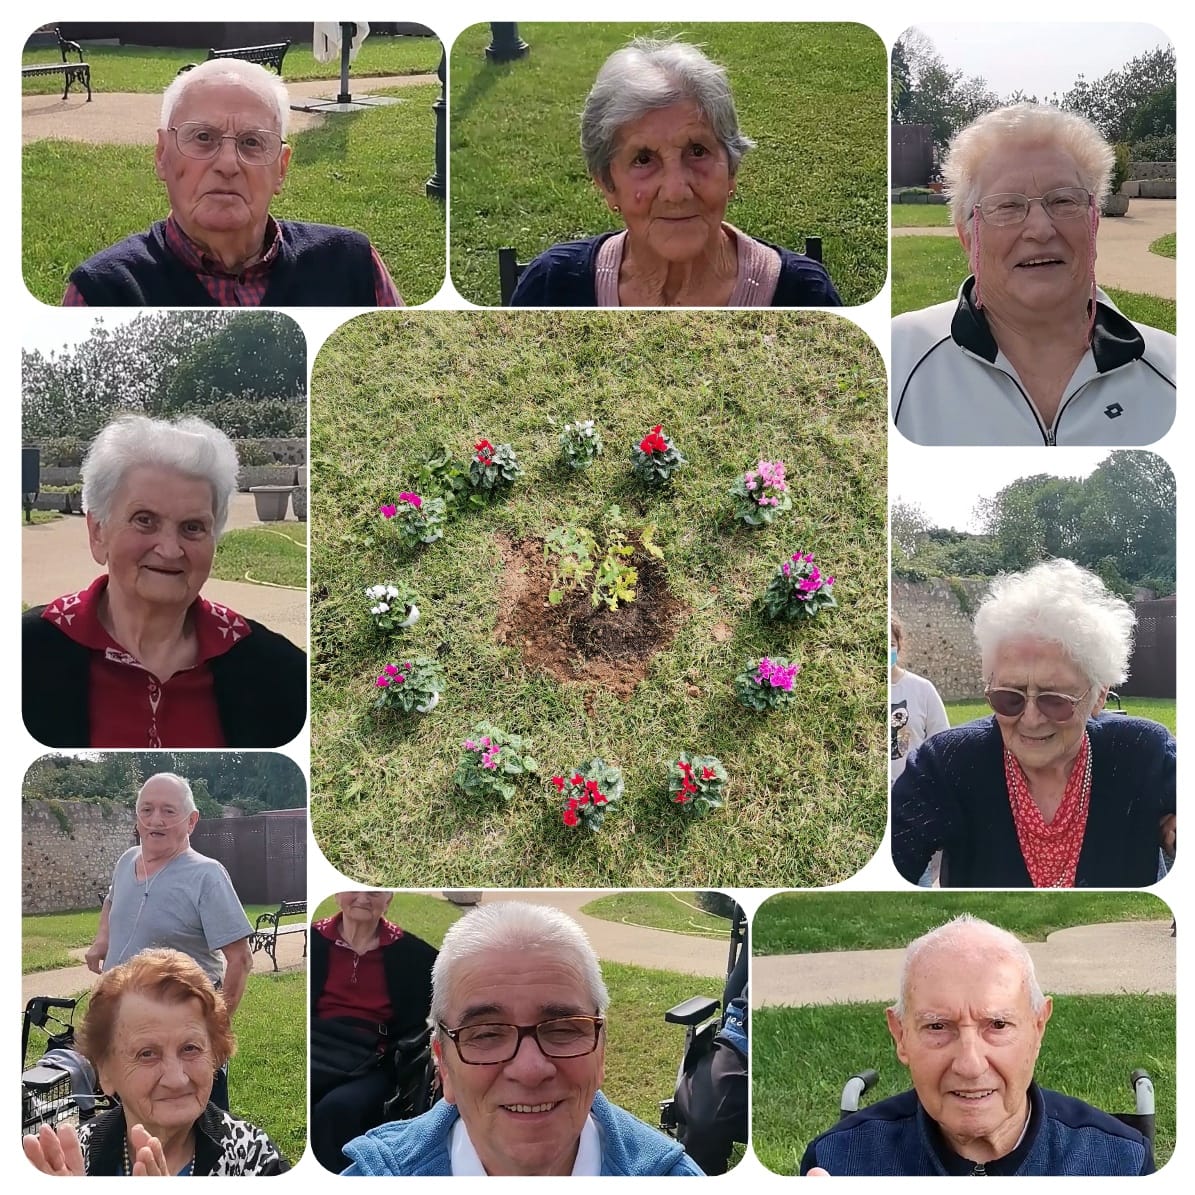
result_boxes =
[63,58,401,306]
[339,902,705,1176]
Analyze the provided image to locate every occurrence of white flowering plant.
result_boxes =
[365,581,419,634]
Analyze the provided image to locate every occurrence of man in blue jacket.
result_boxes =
[802,916,1153,1176]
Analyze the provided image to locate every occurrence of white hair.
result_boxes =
[944,103,1115,227]
[137,772,197,815]
[430,902,610,1029]
[160,57,290,137]
[891,915,1046,1018]
[581,37,755,187]
[973,559,1136,689]
[81,415,240,538]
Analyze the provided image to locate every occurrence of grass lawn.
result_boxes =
[311,890,468,946]
[1148,233,1175,258]
[449,23,887,306]
[22,511,63,526]
[753,994,1175,1173]
[20,35,441,93]
[753,891,1170,955]
[580,891,731,938]
[212,525,307,589]
[891,238,1177,333]
[943,697,1175,735]
[310,311,887,888]
[890,204,951,228]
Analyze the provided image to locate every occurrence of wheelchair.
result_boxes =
[658,901,748,1174]
[21,996,111,1139]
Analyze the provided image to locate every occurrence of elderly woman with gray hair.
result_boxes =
[511,38,840,307]
[893,104,1175,445]
[22,414,306,748]
[891,560,1175,887]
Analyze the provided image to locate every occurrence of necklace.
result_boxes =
[122,1136,195,1176]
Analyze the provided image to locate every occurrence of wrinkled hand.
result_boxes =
[84,944,105,975]
[807,1166,831,1176]
[1159,814,1176,855]
[22,1123,86,1176]
[127,1124,170,1177]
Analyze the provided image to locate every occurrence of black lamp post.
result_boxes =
[486,23,529,64]
[426,50,446,199]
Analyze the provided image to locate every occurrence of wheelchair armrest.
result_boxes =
[665,996,720,1026]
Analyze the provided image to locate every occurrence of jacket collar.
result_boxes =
[917,1081,1044,1175]
[84,1100,233,1176]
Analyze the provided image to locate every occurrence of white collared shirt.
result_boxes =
[449,1113,602,1175]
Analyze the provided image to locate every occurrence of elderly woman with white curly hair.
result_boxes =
[891,560,1175,888]
[23,414,306,748]
[893,104,1175,446]
[511,38,840,308]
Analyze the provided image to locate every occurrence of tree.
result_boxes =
[891,498,932,559]
[1061,45,1175,144]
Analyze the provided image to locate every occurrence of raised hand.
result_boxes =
[22,1122,86,1176]
[128,1124,171,1177]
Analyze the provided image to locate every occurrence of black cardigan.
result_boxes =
[22,606,306,749]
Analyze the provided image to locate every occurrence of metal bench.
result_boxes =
[497,236,824,305]
[23,30,91,102]
[249,899,307,972]
[178,41,290,77]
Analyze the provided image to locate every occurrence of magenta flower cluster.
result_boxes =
[463,734,501,770]
[744,459,788,507]
[376,660,415,687]
[755,656,800,690]
[780,551,836,596]
[380,492,423,519]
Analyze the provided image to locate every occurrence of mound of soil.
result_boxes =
[494,535,685,699]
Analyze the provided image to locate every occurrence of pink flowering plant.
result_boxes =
[365,581,419,634]
[668,752,727,813]
[729,459,792,527]
[468,439,523,498]
[373,656,445,714]
[734,656,800,712]
[551,758,624,831]
[762,551,838,621]
[631,424,687,488]
[380,491,446,549]
[453,723,538,803]
[559,419,604,471]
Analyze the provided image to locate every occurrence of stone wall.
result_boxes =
[1129,161,1176,181]
[892,577,987,700]
[23,801,136,914]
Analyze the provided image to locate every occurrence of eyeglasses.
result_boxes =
[168,122,284,166]
[438,1016,604,1065]
[985,683,1092,722]
[975,187,1092,227]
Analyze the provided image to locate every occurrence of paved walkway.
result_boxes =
[22,75,438,146]
[894,199,1176,299]
[753,920,1175,1008]
[23,493,307,648]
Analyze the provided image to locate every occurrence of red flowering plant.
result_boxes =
[373,656,445,715]
[631,424,687,488]
[379,491,446,549]
[668,752,727,813]
[761,551,837,621]
[453,722,538,803]
[468,438,523,499]
[551,758,624,831]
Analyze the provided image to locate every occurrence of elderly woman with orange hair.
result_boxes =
[22,949,289,1176]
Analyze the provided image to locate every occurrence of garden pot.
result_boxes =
[1101,193,1130,217]
[444,890,483,906]
[249,485,297,522]
[238,464,298,492]
[415,691,440,714]
[291,487,308,521]
[398,604,420,629]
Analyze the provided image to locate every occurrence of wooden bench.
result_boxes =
[22,30,91,102]
[178,41,290,77]
[249,899,307,972]
[497,236,824,305]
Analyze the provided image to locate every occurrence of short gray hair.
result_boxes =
[944,103,1115,227]
[581,38,755,188]
[137,772,197,815]
[973,559,1136,689]
[430,902,609,1029]
[892,915,1046,1018]
[82,415,240,538]
[160,57,290,137]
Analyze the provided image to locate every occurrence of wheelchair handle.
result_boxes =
[840,1070,879,1114]
[1130,1070,1154,1115]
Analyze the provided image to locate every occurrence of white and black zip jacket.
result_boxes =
[892,279,1175,446]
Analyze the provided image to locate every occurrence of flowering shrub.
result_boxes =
[468,439,523,498]
[373,656,445,714]
[365,581,419,633]
[453,723,538,802]
[728,459,792,527]
[559,420,604,471]
[380,492,446,548]
[734,656,800,712]
[761,551,837,621]
[668,752,727,813]
[551,758,624,830]
[631,424,687,487]
[544,506,663,611]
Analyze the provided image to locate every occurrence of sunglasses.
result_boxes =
[985,683,1091,722]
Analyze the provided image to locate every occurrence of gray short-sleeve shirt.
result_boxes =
[106,848,252,986]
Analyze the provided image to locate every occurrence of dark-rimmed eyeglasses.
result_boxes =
[985,683,1092,722]
[168,122,284,166]
[974,187,1092,227]
[438,1016,604,1065]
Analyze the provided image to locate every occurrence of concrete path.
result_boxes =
[22,75,438,146]
[22,493,307,649]
[23,929,309,1005]
[753,920,1175,1008]
[894,199,1176,299]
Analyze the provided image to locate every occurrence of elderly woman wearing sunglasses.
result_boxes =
[891,560,1175,888]
[892,104,1175,446]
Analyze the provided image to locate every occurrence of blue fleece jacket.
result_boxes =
[340,1091,704,1175]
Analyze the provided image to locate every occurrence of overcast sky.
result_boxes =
[22,308,143,358]
[908,22,1172,101]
